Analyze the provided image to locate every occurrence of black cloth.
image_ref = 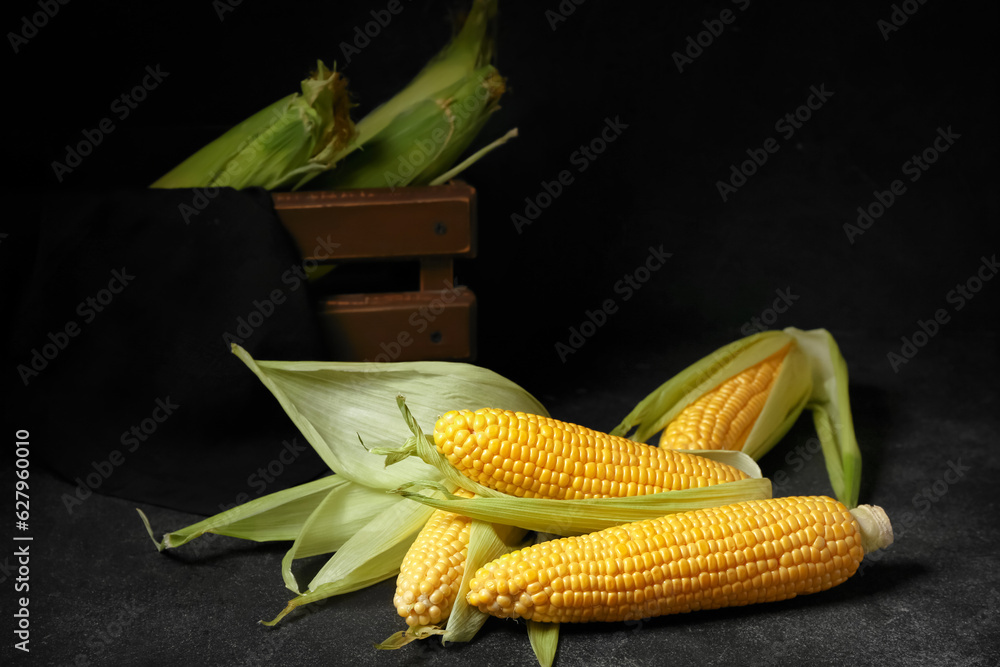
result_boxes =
[14,330,1000,665]
[5,187,330,514]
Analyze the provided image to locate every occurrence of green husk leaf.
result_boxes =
[381,396,510,499]
[306,493,432,592]
[412,69,507,183]
[262,532,414,626]
[610,330,789,442]
[231,344,548,492]
[741,341,813,460]
[611,327,864,506]
[443,520,528,643]
[320,65,506,190]
[784,328,862,508]
[149,92,295,188]
[375,626,446,650]
[280,479,401,592]
[138,474,343,551]
[151,61,353,190]
[527,529,560,667]
[343,0,497,155]
[262,494,433,625]
[528,620,560,667]
[393,478,773,536]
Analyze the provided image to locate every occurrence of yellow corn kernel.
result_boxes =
[660,346,790,451]
[433,410,748,499]
[393,489,475,627]
[466,496,891,623]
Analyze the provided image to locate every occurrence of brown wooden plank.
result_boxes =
[273,182,477,262]
[319,288,476,362]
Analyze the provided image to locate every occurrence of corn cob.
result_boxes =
[393,489,475,627]
[433,409,749,500]
[660,346,790,451]
[320,66,506,190]
[151,61,353,191]
[466,496,892,623]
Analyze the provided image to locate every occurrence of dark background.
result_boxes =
[5,0,996,382]
[2,0,998,665]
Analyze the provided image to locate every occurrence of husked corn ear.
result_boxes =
[433,409,748,500]
[394,489,475,627]
[466,496,892,623]
[660,346,789,451]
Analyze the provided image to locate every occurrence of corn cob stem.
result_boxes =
[849,504,893,554]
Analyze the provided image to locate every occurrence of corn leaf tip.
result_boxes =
[136,508,166,552]
[375,626,445,650]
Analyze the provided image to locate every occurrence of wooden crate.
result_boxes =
[273,182,477,362]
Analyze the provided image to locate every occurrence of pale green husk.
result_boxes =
[785,328,863,508]
[137,474,342,551]
[279,479,401,592]
[443,520,528,642]
[392,479,773,536]
[142,344,549,625]
[528,620,560,667]
[613,327,863,508]
[230,344,548,491]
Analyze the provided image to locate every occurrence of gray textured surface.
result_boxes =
[12,331,999,666]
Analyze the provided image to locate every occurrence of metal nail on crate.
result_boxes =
[273,181,478,362]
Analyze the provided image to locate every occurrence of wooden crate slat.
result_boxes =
[274,182,476,262]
